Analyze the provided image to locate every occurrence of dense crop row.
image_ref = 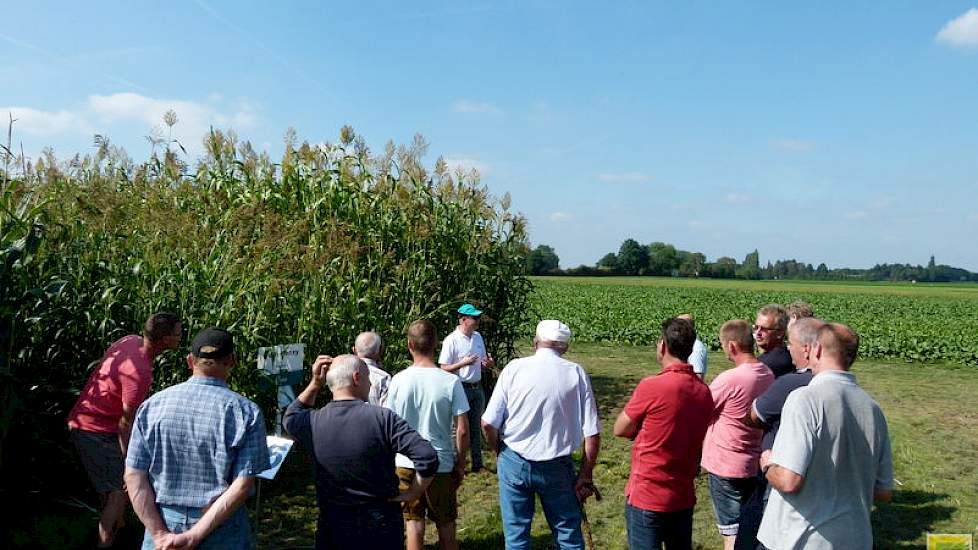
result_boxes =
[529,279,978,367]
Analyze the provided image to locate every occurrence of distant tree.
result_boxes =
[678,251,706,277]
[526,245,560,275]
[617,239,649,275]
[736,249,761,280]
[709,256,738,279]
[928,255,936,269]
[647,242,680,275]
[597,253,619,272]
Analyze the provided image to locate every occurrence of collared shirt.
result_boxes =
[68,335,153,433]
[623,363,713,512]
[688,339,708,376]
[439,328,487,383]
[283,398,438,507]
[384,365,469,473]
[482,348,600,461]
[759,346,795,378]
[362,358,391,406]
[126,376,271,508]
[752,368,814,451]
[701,361,774,478]
[758,370,894,550]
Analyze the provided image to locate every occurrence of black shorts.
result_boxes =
[70,429,124,493]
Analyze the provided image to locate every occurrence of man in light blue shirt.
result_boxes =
[125,327,270,550]
[679,314,708,378]
[387,319,470,550]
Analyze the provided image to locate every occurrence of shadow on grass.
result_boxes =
[588,373,644,417]
[872,490,956,549]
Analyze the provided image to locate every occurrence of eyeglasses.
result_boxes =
[753,324,782,333]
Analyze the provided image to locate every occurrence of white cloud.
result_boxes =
[771,138,815,152]
[452,100,499,113]
[549,212,573,222]
[597,172,652,183]
[2,92,259,155]
[5,106,91,136]
[724,193,751,204]
[444,157,489,177]
[845,210,868,220]
[936,8,978,48]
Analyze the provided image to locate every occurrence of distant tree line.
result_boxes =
[525,241,978,282]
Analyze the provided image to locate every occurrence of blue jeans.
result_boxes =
[497,445,584,550]
[625,503,693,550]
[464,383,485,468]
[708,473,758,537]
[142,504,252,549]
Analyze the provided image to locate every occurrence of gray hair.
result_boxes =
[354,331,382,358]
[789,317,825,347]
[533,336,569,355]
[326,355,367,391]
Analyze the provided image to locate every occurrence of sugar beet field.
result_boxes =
[529,276,978,367]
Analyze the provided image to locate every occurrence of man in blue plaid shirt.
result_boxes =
[125,327,270,549]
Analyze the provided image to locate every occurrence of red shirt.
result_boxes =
[624,363,713,512]
[67,335,153,433]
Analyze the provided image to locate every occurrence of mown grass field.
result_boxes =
[258,342,978,549]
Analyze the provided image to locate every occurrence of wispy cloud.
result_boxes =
[936,8,978,49]
[597,172,652,183]
[724,193,752,204]
[3,92,259,154]
[771,138,816,152]
[845,210,869,220]
[452,100,500,114]
[444,156,489,177]
[549,212,573,222]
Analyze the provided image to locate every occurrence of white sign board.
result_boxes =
[257,435,294,480]
[256,344,305,375]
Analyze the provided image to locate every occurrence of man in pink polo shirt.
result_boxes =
[67,313,182,548]
[702,319,774,550]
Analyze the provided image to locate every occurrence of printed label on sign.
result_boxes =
[257,435,294,481]
[257,344,305,374]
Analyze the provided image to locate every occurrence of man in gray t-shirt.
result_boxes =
[758,323,893,550]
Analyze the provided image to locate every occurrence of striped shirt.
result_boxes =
[126,376,270,508]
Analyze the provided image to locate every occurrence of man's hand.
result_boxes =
[310,355,333,389]
[481,354,495,370]
[149,529,175,550]
[575,476,600,503]
[461,353,479,367]
[454,459,466,486]
[759,449,772,471]
[166,529,203,549]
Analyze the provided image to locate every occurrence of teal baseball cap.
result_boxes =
[457,304,483,316]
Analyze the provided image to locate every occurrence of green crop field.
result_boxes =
[528,276,978,367]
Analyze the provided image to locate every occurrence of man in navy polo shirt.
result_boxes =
[614,317,714,549]
[754,305,794,378]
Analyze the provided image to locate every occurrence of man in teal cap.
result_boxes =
[439,303,495,472]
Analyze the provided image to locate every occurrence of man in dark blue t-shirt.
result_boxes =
[284,354,439,550]
[754,304,795,378]
[736,317,825,550]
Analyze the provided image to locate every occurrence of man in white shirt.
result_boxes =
[439,304,495,472]
[387,320,470,550]
[482,320,601,550]
[678,313,708,379]
[354,331,390,406]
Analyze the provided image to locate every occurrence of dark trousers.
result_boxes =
[317,501,403,550]
[463,383,485,468]
[624,503,693,550]
[734,476,769,550]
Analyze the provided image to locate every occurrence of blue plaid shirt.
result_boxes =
[127,376,270,508]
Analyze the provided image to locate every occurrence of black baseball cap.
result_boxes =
[191,327,235,359]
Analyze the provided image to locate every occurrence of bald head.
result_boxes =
[816,323,860,370]
[326,354,369,391]
[354,331,382,360]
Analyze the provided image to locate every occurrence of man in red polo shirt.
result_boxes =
[67,313,182,548]
[614,317,714,549]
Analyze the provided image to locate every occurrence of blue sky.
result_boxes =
[3,2,977,270]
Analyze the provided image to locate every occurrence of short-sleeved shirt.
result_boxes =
[283,398,438,507]
[68,335,153,433]
[362,358,391,406]
[384,365,469,473]
[482,348,600,461]
[126,376,271,508]
[758,371,894,550]
[701,361,774,478]
[758,346,795,378]
[688,339,708,376]
[438,329,487,383]
[753,369,814,451]
[623,363,713,512]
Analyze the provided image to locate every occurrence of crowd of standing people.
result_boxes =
[67,301,893,549]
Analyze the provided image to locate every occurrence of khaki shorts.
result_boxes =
[396,467,459,525]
